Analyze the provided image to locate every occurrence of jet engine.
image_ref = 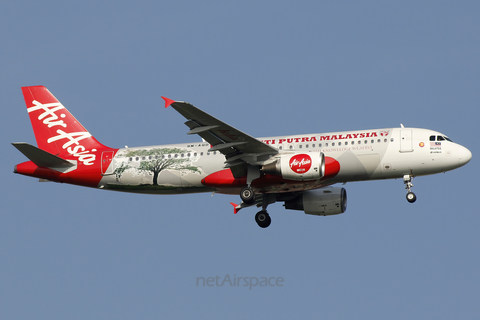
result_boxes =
[262,152,325,181]
[284,187,347,216]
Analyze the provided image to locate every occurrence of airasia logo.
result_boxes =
[27,100,96,165]
[289,154,312,174]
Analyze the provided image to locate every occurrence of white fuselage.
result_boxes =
[98,127,471,194]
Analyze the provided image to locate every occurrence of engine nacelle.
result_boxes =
[262,152,325,181]
[284,187,347,216]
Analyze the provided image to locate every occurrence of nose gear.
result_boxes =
[403,175,417,203]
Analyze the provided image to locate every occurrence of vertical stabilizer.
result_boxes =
[21,86,109,165]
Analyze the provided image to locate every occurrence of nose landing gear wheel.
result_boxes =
[255,210,271,228]
[403,175,417,203]
[240,187,255,204]
[406,192,417,203]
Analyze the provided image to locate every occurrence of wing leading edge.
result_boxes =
[163,97,278,177]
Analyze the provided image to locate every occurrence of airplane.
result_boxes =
[13,86,472,228]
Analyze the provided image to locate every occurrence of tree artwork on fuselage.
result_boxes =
[111,147,202,190]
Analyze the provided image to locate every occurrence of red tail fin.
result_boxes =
[22,86,109,165]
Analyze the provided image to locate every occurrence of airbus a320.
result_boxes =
[13,86,472,228]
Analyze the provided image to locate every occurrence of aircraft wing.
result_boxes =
[163,97,278,176]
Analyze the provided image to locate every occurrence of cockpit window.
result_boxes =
[431,135,453,142]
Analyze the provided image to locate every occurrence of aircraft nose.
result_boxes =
[458,145,472,166]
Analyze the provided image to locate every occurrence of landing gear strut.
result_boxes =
[403,175,417,203]
[255,210,271,228]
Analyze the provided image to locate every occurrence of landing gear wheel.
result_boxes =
[240,187,255,204]
[406,192,417,203]
[255,210,271,228]
[403,175,417,203]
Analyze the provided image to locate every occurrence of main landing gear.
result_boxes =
[239,187,273,228]
[240,187,255,204]
[403,175,417,203]
[255,210,271,228]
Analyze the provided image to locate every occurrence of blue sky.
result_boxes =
[1,1,479,319]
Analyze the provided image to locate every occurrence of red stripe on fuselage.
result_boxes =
[14,148,119,188]
[202,156,340,191]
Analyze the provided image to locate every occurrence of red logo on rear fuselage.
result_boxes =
[289,154,312,174]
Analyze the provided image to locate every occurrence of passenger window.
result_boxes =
[306,144,309,148]
[279,146,283,150]
[338,142,342,146]
[332,142,335,146]
[174,154,178,158]
[371,140,374,144]
[129,157,132,162]
[299,145,302,149]
[312,144,315,148]
[351,141,354,145]
[200,152,203,156]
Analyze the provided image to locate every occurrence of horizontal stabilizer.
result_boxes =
[12,142,74,168]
